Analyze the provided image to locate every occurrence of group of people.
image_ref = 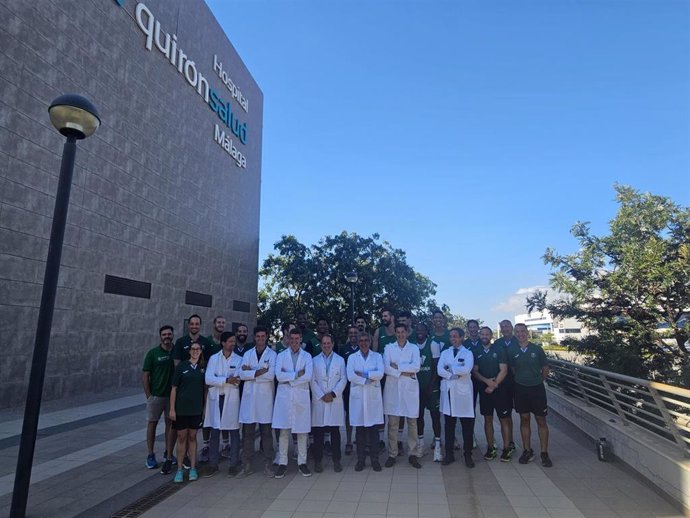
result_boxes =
[141,309,552,484]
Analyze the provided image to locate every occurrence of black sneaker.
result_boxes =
[160,458,173,475]
[397,441,403,456]
[371,459,382,472]
[324,441,332,456]
[378,440,386,454]
[227,464,240,477]
[464,452,475,468]
[519,449,534,464]
[384,457,396,468]
[355,460,365,471]
[202,465,219,478]
[182,455,191,470]
[274,465,287,479]
[484,446,497,460]
[408,456,421,469]
[333,460,342,472]
[541,452,553,468]
[500,449,512,462]
[508,441,516,454]
[441,456,454,466]
[298,464,312,477]
[314,461,323,473]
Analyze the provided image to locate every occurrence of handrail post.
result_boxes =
[570,364,593,406]
[647,385,690,458]
[599,373,629,427]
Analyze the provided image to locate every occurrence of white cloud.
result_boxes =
[492,285,549,314]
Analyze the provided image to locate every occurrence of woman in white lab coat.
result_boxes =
[272,328,314,478]
[347,333,384,472]
[437,327,476,467]
[311,334,347,472]
[203,331,242,475]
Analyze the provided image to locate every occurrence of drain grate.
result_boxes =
[110,481,183,517]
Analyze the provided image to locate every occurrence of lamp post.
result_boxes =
[10,94,100,518]
[345,271,358,325]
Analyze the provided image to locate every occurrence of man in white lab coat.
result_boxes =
[311,334,347,473]
[237,326,276,478]
[273,328,314,478]
[437,327,476,468]
[347,333,384,472]
[383,322,422,469]
[203,331,242,477]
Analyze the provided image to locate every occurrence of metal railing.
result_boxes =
[546,358,690,457]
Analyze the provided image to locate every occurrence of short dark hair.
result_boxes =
[213,315,225,324]
[320,334,333,344]
[480,326,493,335]
[416,322,429,331]
[289,328,303,336]
[347,325,358,332]
[355,314,367,322]
[188,314,202,324]
[281,322,293,333]
[253,325,268,336]
[432,309,444,317]
[220,331,235,343]
[450,327,466,337]
[316,316,329,324]
[159,325,174,335]
[394,322,408,332]
[381,306,394,316]
[467,319,479,327]
[398,310,412,319]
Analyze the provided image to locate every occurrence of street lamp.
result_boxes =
[345,271,358,325]
[10,94,100,518]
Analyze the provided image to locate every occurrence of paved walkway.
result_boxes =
[0,389,684,518]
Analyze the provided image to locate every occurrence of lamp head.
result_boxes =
[345,271,358,284]
[49,94,100,139]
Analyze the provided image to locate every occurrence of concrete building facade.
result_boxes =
[514,310,588,344]
[0,0,263,407]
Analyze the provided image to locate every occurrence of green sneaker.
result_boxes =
[189,468,198,481]
[173,469,184,483]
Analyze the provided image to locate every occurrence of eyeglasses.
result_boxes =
[190,347,202,352]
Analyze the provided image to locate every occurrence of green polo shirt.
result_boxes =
[463,338,481,351]
[377,326,396,353]
[142,345,174,397]
[508,342,547,386]
[172,360,206,415]
[340,342,359,364]
[300,328,317,345]
[431,329,451,353]
[205,335,223,361]
[275,341,288,353]
[472,342,507,380]
[172,334,213,363]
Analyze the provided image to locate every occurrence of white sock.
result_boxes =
[398,430,404,442]
[203,440,209,446]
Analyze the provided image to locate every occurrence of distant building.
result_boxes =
[514,311,588,344]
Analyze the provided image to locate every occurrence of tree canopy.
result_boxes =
[526,185,690,385]
[258,232,462,342]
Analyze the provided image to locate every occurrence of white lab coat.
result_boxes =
[437,346,475,418]
[311,352,347,427]
[203,351,241,430]
[383,341,421,418]
[272,348,313,433]
[238,346,276,424]
[346,350,384,427]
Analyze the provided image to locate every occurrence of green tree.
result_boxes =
[259,232,452,342]
[526,185,690,384]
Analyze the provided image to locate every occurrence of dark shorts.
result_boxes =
[514,383,548,417]
[344,384,350,414]
[172,414,203,430]
[419,385,440,412]
[478,385,512,418]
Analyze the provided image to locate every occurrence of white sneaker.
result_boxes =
[418,438,427,457]
[433,441,443,462]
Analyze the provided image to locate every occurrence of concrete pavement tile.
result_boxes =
[267,498,302,512]
[545,509,586,518]
[260,512,294,518]
[359,491,389,503]
[387,501,418,516]
[389,490,418,503]
[539,496,577,509]
[292,513,327,518]
[305,488,335,500]
[297,499,331,513]
[418,503,450,517]
[512,507,551,518]
[356,501,388,515]
[332,490,362,502]
[507,495,543,508]
[327,500,359,514]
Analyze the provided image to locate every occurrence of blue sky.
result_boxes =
[207,0,689,326]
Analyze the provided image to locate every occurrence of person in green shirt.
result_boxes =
[170,342,206,482]
[340,325,361,455]
[430,309,451,353]
[312,317,332,357]
[373,307,396,353]
[234,324,252,356]
[414,323,442,461]
[297,311,318,348]
[498,319,520,454]
[274,322,293,353]
[172,314,213,365]
[142,325,176,473]
[508,323,552,468]
[471,327,512,462]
